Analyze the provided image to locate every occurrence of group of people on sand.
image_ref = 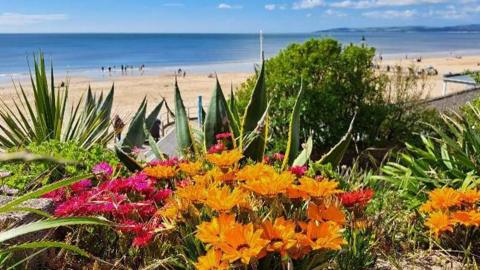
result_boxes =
[101,64,146,75]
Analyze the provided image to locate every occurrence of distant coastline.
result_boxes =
[317,24,480,33]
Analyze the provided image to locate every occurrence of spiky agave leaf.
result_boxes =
[317,113,356,167]
[282,82,304,170]
[146,99,164,131]
[204,77,231,149]
[174,79,196,156]
[122,97,147,151]
[241,61,267,161]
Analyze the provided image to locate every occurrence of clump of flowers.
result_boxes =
[420,187,480,238]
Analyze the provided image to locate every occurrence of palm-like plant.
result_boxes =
[0,54,114,150]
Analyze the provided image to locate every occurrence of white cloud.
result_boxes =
[0,13,67,26]
[218,3,243,9]
[292,0,325,9]
[325,9,348,16]
[362,9,417,18]
[331,0,447,9]
[265,4,288,10]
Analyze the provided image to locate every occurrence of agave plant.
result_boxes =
[0,54,114,150]
[0,152,109,268]
[117,60,355,171]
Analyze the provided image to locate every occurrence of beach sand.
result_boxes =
[1,54,479,121]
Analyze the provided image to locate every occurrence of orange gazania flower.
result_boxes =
[204,186,250,212]
[206,149,243,168]
[287,233,312,260]
[218,223,269,264]
[206,167,238,183]
[261,217,297,256]
[307,203,346,225]
[197,214,239,246]
[179,161,203,176]
[451,210,480,227]
[425,188,462,211]
[287,177,341,199]
[425,211,454,237]
[195,249,229,270]
[176,183,208,203]
[459,189,480,205]
[241,172,295,197]
[304,221,345,250]
[235,163,276,182]
[143,165,177,179]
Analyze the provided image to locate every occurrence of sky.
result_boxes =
[0,0,479,33]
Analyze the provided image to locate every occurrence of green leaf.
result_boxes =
[293,135,313,167]
[204,78,231,149]
[241,61,267,161]
[229,84,241,126]
[0,217,110,243]
[282,82,304,170]
[0,174,91,213]
[115,145,142,172]
[174,79,195,156]
[0,152,74,164]
[122,98,147,151]
[317,114,356,167]
[147,134,167,161]
[0,241,90,258]
[146,100,164,130]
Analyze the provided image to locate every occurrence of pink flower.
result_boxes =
[70,179,92,193]
[289,165,307,177]
[92,162,113,177]
[272,153,285,161]
[151,188,173,202]
[42,188,66,203]
[208,142,225,154]
[215,132,232,140]
[132,231,155,247]
[263,156,271,164]
[339,188,375,209]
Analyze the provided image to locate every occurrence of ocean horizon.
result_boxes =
[1,32,480,81]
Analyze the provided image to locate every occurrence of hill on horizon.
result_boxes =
[317,24,480,33]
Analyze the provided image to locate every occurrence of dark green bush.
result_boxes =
[235,38,434,157]
[0,140,118,191]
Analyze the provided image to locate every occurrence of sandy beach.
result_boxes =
[1,54,479,120]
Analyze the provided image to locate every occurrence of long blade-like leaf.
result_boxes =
[317,114,356,167]
[204,78,231,149]
[282,82,304,169]
[174,79,195,155]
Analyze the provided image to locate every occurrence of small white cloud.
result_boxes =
[362,9,417,18]
[218,3,242,9]
[265,4,277,10]
[306,13,313,17]
[293,0,325,10]
[0,12,67,26]
[331,0,447,9]
[325,9,348,16]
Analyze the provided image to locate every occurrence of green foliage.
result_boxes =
[204,78,231,149]
[282,83,304,169]
[174,79,196,156]
[0,140,118,191]
[0,54,114,150]
[122,98,147,152]
[236,38,432,156]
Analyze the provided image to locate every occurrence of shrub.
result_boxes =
[0,140,119,191]
[235,38,433,156]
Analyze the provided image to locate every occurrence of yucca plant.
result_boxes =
[0,152,110,268]
[0,54,114,150]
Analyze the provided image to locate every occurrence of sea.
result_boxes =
[1,32,480,81]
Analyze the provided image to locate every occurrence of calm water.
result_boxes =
[1,32,480,78]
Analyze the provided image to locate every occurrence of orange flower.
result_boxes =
[425,211,454,237]
[206,149,243,168]
[426,188,462,211]
[287,233,312,260]
[197,214,239,246]
[143,165,177,179]
[204,186,250,212]
[459,189,480,205]
[235,163,276,182]
[261,217,297,256]
[304,221,346,250]
[287,177,341,199]
[218,223,269,264]
[241,172,295,197]
[179,161,203,176]
[176,183,208,203]
[307,203,346,225]
[451,210,480,227]
[207,167,238,183]
[195,249,229,270]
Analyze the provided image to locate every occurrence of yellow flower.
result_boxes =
[143,165,177,179]
[235,163,276,182]
[426,188,462,211]
[176,183,208,203]
[425,211,454,237]
[261,217,297,256]
[206,149,243,168]
[287,177,341,199]
[179,161,203,176]
[197,214,239,246]
[307,203,346,225]
[195,249,229,270]
[241,172,295,197]
[204,186,250,212]
[218,223,269,264]
[207,167,238,183]
[305,221,346,250]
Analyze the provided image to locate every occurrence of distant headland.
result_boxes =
[316,24,480,33]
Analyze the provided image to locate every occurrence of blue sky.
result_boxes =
[0,0,479,33]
